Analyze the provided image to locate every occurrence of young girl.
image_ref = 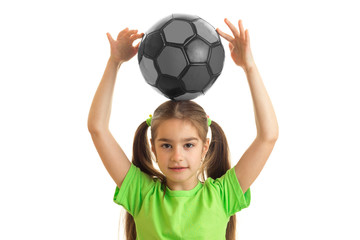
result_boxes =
[88,18,278,240]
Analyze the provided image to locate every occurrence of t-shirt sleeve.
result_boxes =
[209,167,251,217]
[113,163,155,217]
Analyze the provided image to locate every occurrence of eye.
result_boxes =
[161,144,172,149]
[184,143,194,149]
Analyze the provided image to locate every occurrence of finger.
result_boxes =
[106,32,114,43]
[126,29,138,37]
[117,28,129,40]
[130,33,144,41]
[224,18,240,38]
[245,29,250,44]
[238,20,245,40]
[216,28,234,42]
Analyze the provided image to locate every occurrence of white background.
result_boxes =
[1,0,359,239]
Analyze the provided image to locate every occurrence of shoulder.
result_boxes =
[116,163,158,193]
[203,168,234,191]
[131,164,160,185]
[205,168,233,183]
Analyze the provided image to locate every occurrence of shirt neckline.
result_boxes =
[165,181,203,197]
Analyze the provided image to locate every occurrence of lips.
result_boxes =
[169,167,188,172]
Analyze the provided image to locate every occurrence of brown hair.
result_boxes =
[123,100,236,240]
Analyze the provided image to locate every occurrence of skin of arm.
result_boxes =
[87,58,121,132]
[217,19,279,193]
[87,28,144,188]
[87,28,144,132]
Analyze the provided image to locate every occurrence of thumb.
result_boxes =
[229,42,234,51]
[106,32,114,44]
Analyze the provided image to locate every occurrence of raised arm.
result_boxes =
[217,19,279,193]
[87,28,144,188]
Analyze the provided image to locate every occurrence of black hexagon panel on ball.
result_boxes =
[138,13,225,101]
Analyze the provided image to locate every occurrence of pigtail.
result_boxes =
[124,121,167,240]
[206,120,236,240]
[124,213,136,240]
[131,121,167,189]
[206,120,231,179]
[131,121,155,175]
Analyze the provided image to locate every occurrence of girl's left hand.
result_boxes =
[106,28,144,65]
[217,19,255,72]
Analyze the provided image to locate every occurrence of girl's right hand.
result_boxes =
[216,19,255,72]
[106,28,144,65]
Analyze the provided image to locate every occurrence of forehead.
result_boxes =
[155,118,200,140]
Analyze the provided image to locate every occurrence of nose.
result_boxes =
[171,146,183,162]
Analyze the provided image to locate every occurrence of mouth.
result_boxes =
[169,167,188,172]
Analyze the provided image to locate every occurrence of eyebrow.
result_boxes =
[157,137,199,142]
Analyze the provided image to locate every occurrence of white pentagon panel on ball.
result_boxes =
[193,19,219,44]
[163,20,194,44]
[182,65,210,91]
[185,38,210,63]
[157,46,187,77]
[139,56,158,86]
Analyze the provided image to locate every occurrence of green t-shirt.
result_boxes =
[113,163,251,240]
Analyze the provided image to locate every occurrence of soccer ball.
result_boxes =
[138,13,225,101]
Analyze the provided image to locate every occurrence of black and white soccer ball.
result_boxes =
[138,13,225,101]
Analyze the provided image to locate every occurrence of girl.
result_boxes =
[88,18,278,240]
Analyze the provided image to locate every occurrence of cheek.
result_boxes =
[155,150,168,161]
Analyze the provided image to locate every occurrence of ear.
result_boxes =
[202,138,210,156]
